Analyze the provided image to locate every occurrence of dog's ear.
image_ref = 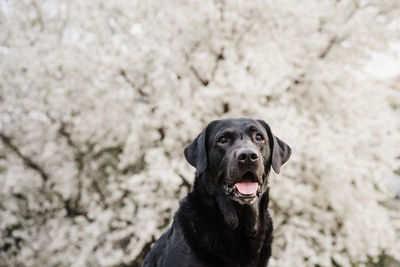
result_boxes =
[184,124,210,175]
[257,120,291,174]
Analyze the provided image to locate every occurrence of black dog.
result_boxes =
[143,118,291,267]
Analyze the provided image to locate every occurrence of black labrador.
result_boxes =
[143,118,291,267]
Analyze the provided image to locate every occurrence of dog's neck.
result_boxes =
[214,192,259,232]
[182,177,272,265]
[192,173,269,232]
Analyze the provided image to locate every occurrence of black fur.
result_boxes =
[143,118,291,267]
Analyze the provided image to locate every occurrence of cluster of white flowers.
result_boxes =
[1,0,400,266]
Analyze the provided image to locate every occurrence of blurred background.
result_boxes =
[1,0,400,266]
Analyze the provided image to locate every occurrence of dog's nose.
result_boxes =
[237,148,259,164]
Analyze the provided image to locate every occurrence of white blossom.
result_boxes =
[1,0,400,266]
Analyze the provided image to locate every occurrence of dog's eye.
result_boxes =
[255,134,264,142]
[217,136,228,144]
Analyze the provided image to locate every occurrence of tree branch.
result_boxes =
[189,66,209,86]
[120,69,149,102]
[178,174,192,192]
[318,36,338,59]
[0,132,49,184]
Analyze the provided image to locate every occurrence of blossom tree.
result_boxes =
[1,0,400,266]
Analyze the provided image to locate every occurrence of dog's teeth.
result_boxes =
[223,184,235,195]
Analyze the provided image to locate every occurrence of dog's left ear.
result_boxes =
[257,120,292,174]
[184,123,212,175]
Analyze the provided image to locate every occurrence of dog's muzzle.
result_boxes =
[223,171,261,203]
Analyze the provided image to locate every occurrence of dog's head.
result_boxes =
[184,118,291,204]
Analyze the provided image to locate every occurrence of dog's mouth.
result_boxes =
[223,171,261,203]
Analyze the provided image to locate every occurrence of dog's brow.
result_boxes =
[217,128,236,137]
[248,125,258,132]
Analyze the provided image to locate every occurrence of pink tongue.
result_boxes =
[235,182,258,195]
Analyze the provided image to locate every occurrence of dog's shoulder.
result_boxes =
[142,228,170,266]
[144,197,209,267]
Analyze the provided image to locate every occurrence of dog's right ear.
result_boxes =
[184,125,209,175]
